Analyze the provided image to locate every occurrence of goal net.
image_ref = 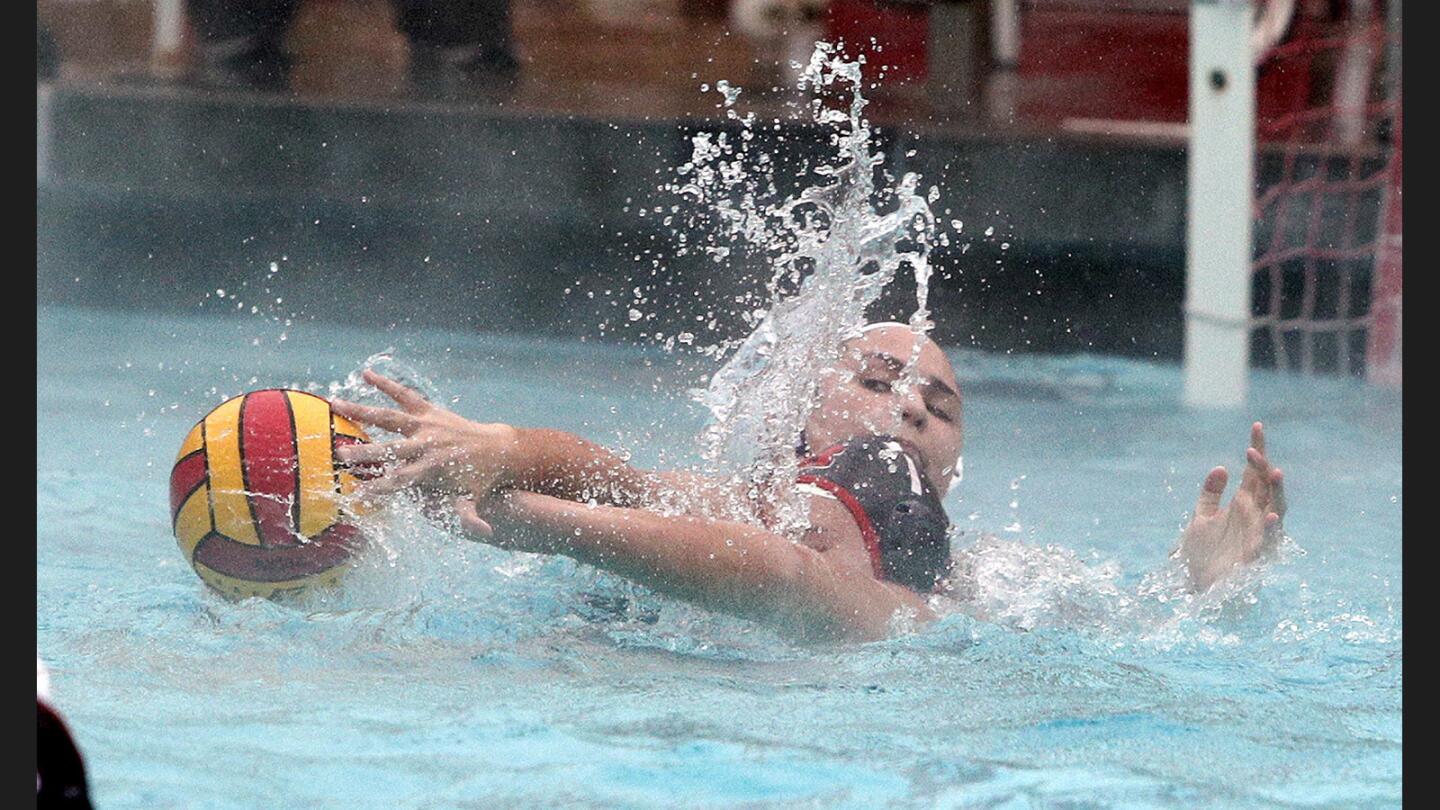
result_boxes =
[1248,0,1401,383]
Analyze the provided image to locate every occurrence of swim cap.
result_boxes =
[797,435,953,592]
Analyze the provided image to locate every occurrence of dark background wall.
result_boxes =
[39,85,1193,358]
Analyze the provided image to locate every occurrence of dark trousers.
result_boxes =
[186,0,513,53]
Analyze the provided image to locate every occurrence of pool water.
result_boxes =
[37,304,1401,807]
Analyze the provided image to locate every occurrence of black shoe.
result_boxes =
[194,40,292,92]
[409,43,520,98]
[459,47,520,80]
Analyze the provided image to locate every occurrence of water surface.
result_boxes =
[38,304,1400,807]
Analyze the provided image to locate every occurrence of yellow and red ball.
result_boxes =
[169,389,372,599]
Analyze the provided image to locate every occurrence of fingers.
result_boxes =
[1196,466,1228,518]
[335,439,425,466]
[1269,467,1287,521]
[1242,446,1271,493]
[331,399,420,435]
[352,451,487,502]
[355,461,426,498]
[1252,509,1283,556]
[1250,421,1266,455]
[1240,444,1275,508]
[363,369,433,415]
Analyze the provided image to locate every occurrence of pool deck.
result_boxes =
[39,0,1199,357]
[39,0,1194,139]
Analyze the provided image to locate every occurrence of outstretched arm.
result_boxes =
[455,491,934,642]
[332,370,722,509]
[1177,422,1287,592]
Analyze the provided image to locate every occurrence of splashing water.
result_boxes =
[668,43,938,531]
[654,44,1318,637]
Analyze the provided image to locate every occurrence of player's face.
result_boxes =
[806,325,964,495]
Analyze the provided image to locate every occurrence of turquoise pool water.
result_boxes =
[37,304,1400,807]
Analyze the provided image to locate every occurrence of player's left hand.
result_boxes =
[1177,422,1287,592]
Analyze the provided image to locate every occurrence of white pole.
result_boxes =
[1184,0,1256,408]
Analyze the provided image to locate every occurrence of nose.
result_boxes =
[899,388,927,431]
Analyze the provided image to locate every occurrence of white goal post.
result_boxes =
[1183,0,1258,408]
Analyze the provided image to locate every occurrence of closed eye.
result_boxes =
[860,377,893,393]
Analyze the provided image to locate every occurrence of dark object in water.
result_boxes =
[37,698,91,809]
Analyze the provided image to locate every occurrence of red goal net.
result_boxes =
[1249,0,1401,383]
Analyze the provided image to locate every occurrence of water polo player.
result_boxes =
[332,323,1284,641]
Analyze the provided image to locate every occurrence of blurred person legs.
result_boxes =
[39,24,61,81]
[185,0,298,90]
[394,0,520,92]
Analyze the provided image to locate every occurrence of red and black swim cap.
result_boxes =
[798,435,953,593]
